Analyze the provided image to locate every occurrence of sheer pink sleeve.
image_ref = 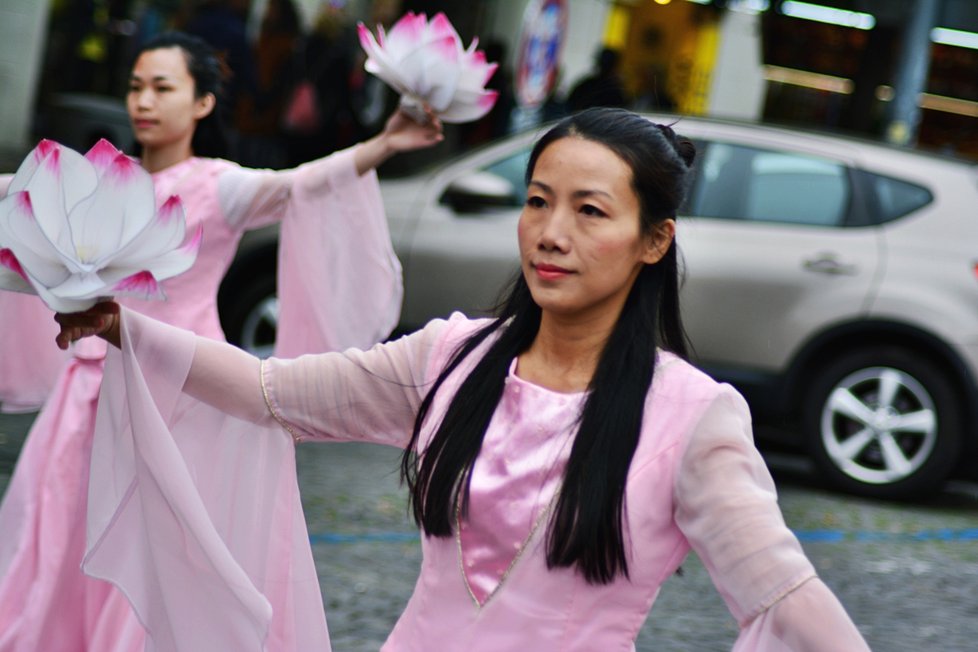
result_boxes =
[214,158,309,230]
[216,146,402,357]
[182,315,448,447]
[675,388,870,650]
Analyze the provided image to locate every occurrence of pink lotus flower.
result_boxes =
[358,12,499,123]
[0,139,201,313]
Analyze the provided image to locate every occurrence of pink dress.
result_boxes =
[0,146,401,652]
[86,309,871,651]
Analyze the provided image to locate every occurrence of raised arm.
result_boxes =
[674,388,870,650]
[352,107,444,175]
[56,303,444,447]
[216,107,443,230]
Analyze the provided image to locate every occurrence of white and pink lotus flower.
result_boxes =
[0,139,201,313]
[358,11,499,124]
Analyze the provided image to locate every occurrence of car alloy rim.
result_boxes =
[241,295,279,359]
[820,366,937,485]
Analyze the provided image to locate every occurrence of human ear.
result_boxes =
[642,218,675,265]
[193,92,216,120]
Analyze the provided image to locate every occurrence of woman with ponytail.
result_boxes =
[0,30,441,652]
[54,108,868,651]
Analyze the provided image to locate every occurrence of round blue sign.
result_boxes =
[515,0,567,108]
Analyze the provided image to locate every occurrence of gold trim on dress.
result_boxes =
[259,358,302,443]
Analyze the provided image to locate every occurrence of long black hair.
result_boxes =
[131,31,229,159]
[400,108,696,584]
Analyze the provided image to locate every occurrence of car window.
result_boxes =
[689,142,850,227]
[480,149,532,207]
[440,148,531,213]
[865,172,933,222]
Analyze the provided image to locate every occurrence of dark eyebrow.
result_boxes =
[527,180,612,200]
[129,74,174,83]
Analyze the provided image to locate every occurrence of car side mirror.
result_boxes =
[441,171,517,213]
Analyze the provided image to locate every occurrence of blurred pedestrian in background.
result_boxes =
[566,46,629,113]
[283,1,363,166]
[236,0,303,168]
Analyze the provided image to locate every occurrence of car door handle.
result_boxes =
[803,254,858,276]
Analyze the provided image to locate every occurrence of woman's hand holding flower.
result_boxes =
[354,106,443,176]
[382,106,444,152]
[54,300,121,350]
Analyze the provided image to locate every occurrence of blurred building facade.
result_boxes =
[3,0,978,166]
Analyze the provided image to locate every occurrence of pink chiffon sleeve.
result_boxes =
[182,314,448,446]
[83,309,331,652]
[674,388,870,651]
[216,147,402,357]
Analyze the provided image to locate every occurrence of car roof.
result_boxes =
[383,112,978,183]
[643,112,978,170]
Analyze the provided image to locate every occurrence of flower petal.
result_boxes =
[359,12,498,124]
[359,23,412,95]
[84,138,125,172]
[396,35,460,111]
[106,218,201,290]
[108,195,191,269]
[49,271,111,299]
[68,153,156,263]
[385,12,428,60]
[0,192,75,285]
[31,278,97,313]
[459,51,497,89]
[6,140,60,193]
[438,89,499,123]
[109,270,166,301]
[139,221,202,281]
[0,249,35,293]
[16,143,98,252]
[426,13,461,46]
[357,22,384,61]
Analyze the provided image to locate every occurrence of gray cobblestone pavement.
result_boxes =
[3,411,978,651]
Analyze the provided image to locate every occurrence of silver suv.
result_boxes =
[369,115,978,500]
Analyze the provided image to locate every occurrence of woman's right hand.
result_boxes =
[55,301,122,350]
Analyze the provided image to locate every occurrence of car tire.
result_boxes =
[221,273,279,359]
[802,346,962,500]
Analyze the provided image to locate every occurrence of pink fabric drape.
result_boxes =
[85,312,330,650]
[274,156,402,357]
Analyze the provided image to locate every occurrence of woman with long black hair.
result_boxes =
[56,108,868,650]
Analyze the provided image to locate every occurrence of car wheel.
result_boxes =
[222,274,278,359]
[803,347,962,499]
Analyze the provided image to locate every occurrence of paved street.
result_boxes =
[3,410,978,650]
